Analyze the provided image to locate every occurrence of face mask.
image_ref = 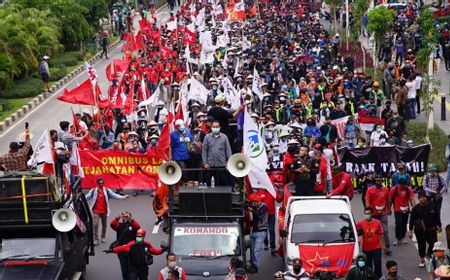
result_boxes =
[150,140,157,146]
[435,251,445,258]
[364,214,372,221]
[136,237,143,243]
[168,261,177,268]
[178,126,185,132]
[212,85,218,90]
[376,128,382,133]
[121,119,126,123]
[357,261,365,268]
[211,127,220,134]
[288,146,297,153]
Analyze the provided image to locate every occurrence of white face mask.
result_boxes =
[168,261,176,268]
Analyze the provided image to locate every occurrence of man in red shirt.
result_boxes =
[255,188,281,255]
[365,174,391,256]
[356,207,387,279]
[327,165,354,200]
[86,177,129,245]
[389,177,415,246]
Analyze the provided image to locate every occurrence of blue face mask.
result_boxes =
[150,140,157,147]
[178,126,185,132]
[136,237,143,243]
[211,127,220,134]
[357,261,365,268]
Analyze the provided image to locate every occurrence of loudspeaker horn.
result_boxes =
[227,153,251,178]
[158,161,182,185]
[52,208,77,232]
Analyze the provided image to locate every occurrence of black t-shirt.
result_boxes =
[207,106,231,133]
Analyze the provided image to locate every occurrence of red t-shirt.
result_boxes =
[93,188,107,214]
[356,219,383,252]
[389,186,414,213]
[365,186,390,216]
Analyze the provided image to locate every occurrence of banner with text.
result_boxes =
[338,144,431,188]
[80,150,163,189]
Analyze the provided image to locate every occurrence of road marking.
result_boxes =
[152,222,161,234]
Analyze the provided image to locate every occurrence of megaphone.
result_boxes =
[52,208,77,232]
[227,153,251,178]
[158,161,182,185]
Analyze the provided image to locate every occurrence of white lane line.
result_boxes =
[152,222,161,234]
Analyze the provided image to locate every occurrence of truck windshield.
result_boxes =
[0,238,55,259]
[291,214,355,244]
[172,226,240,257]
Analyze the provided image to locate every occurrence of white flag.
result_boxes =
[243,110,276,197]
[27,129,53,168]
[139,83,161,107]
[252,68,263,100]
[222,77,240,110]
[188,78,209,104]
[233,58,240,78]
[166,20,177,31]
[70,142,84,178]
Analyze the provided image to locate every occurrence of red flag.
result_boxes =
[124,32,137,52]
[183,26,196,46]
[96,84,111,108]
[299,243,355,277]
[157,112,174,160]
[138,18,152,32]
[123,85,135,115]
[71,108,84,132]
[58,79,95,105]
[160,45,175,59]
[106,60,131,81]
[175,102,184,121]
[248,3,257,17]
[135,31,145,50]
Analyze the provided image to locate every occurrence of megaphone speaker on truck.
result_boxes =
[158,161,182,185]
[227,153,251,178]
[52,208,77,232]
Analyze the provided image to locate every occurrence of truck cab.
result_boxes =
[0,174,94,280]
[282,196,359,278]
[161,182,248,280]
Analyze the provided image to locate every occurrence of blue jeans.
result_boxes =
[406,98,416,119]
[264,215,276,248]
[251,230,267,269]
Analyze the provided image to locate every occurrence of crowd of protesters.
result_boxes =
[2,0,450,278]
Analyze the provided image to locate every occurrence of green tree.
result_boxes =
[416,7,440,137]
[366,6,395,78]
[350,0,369,42]
[324,0,342,34]
[80,0,109,28]
[0,4,62,91]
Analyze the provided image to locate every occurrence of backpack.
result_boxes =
[37,62,46,75]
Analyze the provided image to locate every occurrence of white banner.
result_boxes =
[27,128,53,168]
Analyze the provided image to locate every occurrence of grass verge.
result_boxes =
[0,98,33,122]
[407,121,447,172]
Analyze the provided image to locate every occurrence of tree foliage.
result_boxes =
[366,6,395,46]
[324,0,342,33]
[0,4,62,91]
[350,0,369,41]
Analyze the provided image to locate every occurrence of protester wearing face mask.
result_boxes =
[201,121,231,185]
[385,109,406,141]
[106,229,165,280]
[389,177,415,246]
[283,258,310,280]
[370,124,389,147]
[426,242,450,280]
[345,253,377,280]
[147,120,160,138]
[170,119,193,171]
[158,253,187,280]
[422,163,447,221]
[391,163,412,186]
[379,260,406,280]
[365,174,392,256]
[155,100,169,129]
[356,207,387,278]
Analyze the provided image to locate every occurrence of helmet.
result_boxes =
[373,81,380,87]
[136,229,146,237]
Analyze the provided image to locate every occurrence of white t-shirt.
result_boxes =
[415,76,423,90]
[406,81,416,99]
[370,130,389,146]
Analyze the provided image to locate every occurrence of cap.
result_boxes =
[43,55,49,60]
[214,94,225,103]
[54,141,65,150]
[136,229,146,237]
[147,120,158,127]
[191,102,201,108]
[174,119,184,126]
[196,112,206,118]
[288,139,299,145]
[427,163,438,172]
[149,134,159,139]
[433,241,446,251]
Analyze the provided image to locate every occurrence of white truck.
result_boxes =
[280,196,359,278]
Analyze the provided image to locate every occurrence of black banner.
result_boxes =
[338,144,431,188]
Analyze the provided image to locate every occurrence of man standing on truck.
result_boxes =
[106,229,166,280]
[158,253,187,280]
[86,177,129,245]
[247,192,268,274]
[326,165,354,200]
[110,211,141,280]
[0,128,31,172]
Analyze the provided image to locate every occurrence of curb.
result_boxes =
[0,39,123,135]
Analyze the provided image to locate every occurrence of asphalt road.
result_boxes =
[0,5,449,280]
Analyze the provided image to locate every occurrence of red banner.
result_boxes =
[299,243,355,277]
[79,150,162,189]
